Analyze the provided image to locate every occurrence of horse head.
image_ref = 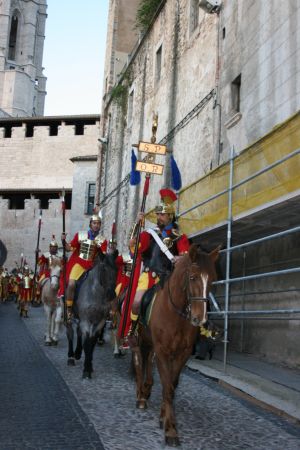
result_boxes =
[175,244,220,327]
[49,257,62,290]
[94,251,118,302]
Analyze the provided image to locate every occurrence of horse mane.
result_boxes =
[173,245,216,280]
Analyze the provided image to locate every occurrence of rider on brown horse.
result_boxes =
[128,188,190,347]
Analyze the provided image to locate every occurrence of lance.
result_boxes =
[119,174,150,339]
[32,210,42,302]
[120,114,159,339]
[61,189,67,324]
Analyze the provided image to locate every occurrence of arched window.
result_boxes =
[8,13,19,61]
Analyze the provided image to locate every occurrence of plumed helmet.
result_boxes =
[155,188,177,215]
[49,235,58,247]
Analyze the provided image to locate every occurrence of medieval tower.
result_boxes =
[0,0,47,117]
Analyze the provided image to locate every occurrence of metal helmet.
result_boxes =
[49,235,58,248]
[155,188,177,215]
[90,208,102,223]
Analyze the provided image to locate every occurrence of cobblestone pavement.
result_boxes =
[2,302,300,450]
[0,302,104,450]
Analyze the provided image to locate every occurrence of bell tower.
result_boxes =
[0,0,47,117]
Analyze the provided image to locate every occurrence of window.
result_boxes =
[85,183,95,215]
[155,45,162,83]
[75,123,84,135]
[231,74,241,113]
[25,124,34,137]
[190,0,199,33]
[8,14,18,61]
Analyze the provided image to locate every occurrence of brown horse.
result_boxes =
[132,244,220,447]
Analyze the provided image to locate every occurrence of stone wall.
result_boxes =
[0,197,70,271]
[218,0,300,163]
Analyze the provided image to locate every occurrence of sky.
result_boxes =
[43,0,109,116]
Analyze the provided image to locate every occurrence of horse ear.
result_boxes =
[209,245,222,263]
[188,244,199,263]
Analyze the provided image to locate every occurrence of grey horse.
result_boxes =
[66,251,117,378]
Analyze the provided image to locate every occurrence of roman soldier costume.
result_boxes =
[38,235,62,284]
[19,266,33,317]
[127,189,190,345]
[59,212,108,320]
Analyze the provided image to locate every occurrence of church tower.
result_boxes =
[0,0,47,117]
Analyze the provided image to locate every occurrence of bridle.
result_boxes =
[168,262,208,323]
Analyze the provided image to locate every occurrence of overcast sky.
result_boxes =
[43,0,109,116]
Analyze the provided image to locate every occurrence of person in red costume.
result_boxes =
[127,188,190,347]
[60,212,107,322]
[38,235,62,284]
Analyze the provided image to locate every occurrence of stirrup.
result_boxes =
[127,321,138,348]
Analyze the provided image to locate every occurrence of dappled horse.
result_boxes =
[132,244,220,446]
[66,252,117,378]
[41,258,63,346]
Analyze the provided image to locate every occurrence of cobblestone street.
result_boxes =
[1,301,300,450]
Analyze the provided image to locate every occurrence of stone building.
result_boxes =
[0,114,100,269]
[98,0,300,368]
[0,0,47,117]
[0,0,101,270]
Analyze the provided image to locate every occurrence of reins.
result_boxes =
[167,262,208,322]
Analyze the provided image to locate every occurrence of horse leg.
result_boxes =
[66,322,75,365]
[43,305,52,345]
[131,347,148,409]
[74,325,82,360]
[52,304,62,345]
[156,355,180,447]
[142,347,155,400]
[82,333,95,379]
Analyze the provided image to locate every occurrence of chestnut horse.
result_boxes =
[132,244,220,447]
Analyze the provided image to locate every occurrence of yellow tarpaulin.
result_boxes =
[146,112,300,236]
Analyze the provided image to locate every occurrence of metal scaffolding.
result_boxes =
[179,146,300,371]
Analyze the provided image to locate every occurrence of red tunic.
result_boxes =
[58,232,107,297]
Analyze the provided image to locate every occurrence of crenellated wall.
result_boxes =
[0,197,71,270]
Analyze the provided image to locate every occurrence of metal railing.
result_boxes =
[179,146,300,370]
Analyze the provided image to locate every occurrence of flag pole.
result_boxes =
[120,114,158,339]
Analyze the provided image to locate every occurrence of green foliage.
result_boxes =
[135,0,162,33]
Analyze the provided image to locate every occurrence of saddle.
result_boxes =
[139,284,160,327]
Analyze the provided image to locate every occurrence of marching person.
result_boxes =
[127,188,190,347]
[59,211,107,322]
[19,265,33,317]
[1,268,10,302]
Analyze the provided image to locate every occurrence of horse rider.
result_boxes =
[59,211,107,322]
[127,188,190,347]
[38,235,62,285]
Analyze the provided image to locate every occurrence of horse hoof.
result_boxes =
[97,339,105,346]
[74,352,81,360]
[136,400,147,409]
[82,371,92,379]
[67,358,75,366]
[44,341,51,346]
[51,340,58,346]
[165,436,180,447]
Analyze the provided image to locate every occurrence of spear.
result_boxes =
[61,189,67,324]
[119,114,158,339]
[32,210,42,303]
[119,174,150,339]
